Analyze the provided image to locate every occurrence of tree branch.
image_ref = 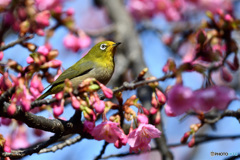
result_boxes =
[38,135,82,154]
[94,141,109,160]
[0,35,34,51]
[0,134,61,159]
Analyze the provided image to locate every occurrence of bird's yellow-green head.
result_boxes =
[86,41,121,60]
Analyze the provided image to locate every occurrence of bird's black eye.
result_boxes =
[100,44,107,51]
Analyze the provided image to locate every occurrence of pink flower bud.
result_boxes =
[84,107,96,121]
[78,35,91,49]
[181,131,191,143]
[4,144,11,153]
[188,137,195,147]
[35,10,50,27]
[83,120,95,133]
[49,60,62,68]
[151,93,158,108]
[55,91,64,100]
[221,66,233,82]
[1,118,12,126]
[0,72,12,91]
[234,55,239,69]
[0,51,3,61]
[53,100,64,117]
[66,8,74,16]
[63,34,81,52]
[21,98,31,112]
[154,111,161,125]
[224,14,233,22]
[26,56,34,64]
[53,5,62,13]
[93,100,105,113]
[155,88,166,104]
[8,103,16,115]
[71,95,80,110]
[141,107,149,115]
[137,113,148,124]
[36,29,45,36]
[37,45,49,56]
[100,84,113,99]
[150,107,158,114]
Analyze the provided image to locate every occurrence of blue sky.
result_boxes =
[1,0,240,160]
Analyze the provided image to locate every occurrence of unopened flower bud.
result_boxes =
[93,99,105,113]
[37,45,49,56]
[155,88,166,104]
[66,8,74,16]
[137,68,148,80]
[99,83,113,99]
[141,106,149,115]
[181,131,191,144]
[22,42,37,52]
[71,95,80,110]
[83,107,96,121]
[154,111,161,125]
[137,113,148,124]
[47,50,59,60]
[52,100,64,117]
[49,60,62,68]
[221,66,233,82]
[0,51,3,61]
[7,103,16,115]
[224,14,233,22]
[151,92,158,108]
[1,118,12,126]
[188,136,195,147]
[55,91,64,100]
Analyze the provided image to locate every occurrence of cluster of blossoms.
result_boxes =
[0,0,91,52]
[165,84,236,116]
[127,0,232,21]
[63,31,91,53]
[44,77,161,152]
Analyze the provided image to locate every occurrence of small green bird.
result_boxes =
[37,41,121,100]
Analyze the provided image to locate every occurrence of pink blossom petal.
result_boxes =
[165,85,194,116]
[37,45,49,56]
[137,113,149,124]
[35,10,50,27]
[91,121,126,144]
[83,120,95,133]
[128,124,161,152]
[93,100,105,113]
[193,86,236,112]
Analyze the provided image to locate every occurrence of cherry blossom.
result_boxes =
[165,85,194,116]
[91,121,127,144]
[128,124,161,152]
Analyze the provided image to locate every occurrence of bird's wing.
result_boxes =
[51,60,95,86]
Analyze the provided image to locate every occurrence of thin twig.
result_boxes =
[0,134,61,158]
[0,87,15,104]
[102,148,158,159]
[39,135,82,154]
[0,35,34,51]
[168,134,240,147]
[102,134,240,159]
[94,141,109,160]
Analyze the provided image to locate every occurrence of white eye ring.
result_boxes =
[100,44,107,50]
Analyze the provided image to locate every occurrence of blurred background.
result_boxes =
[1,0,240,159]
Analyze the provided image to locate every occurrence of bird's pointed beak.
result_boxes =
[113,42,121,47]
